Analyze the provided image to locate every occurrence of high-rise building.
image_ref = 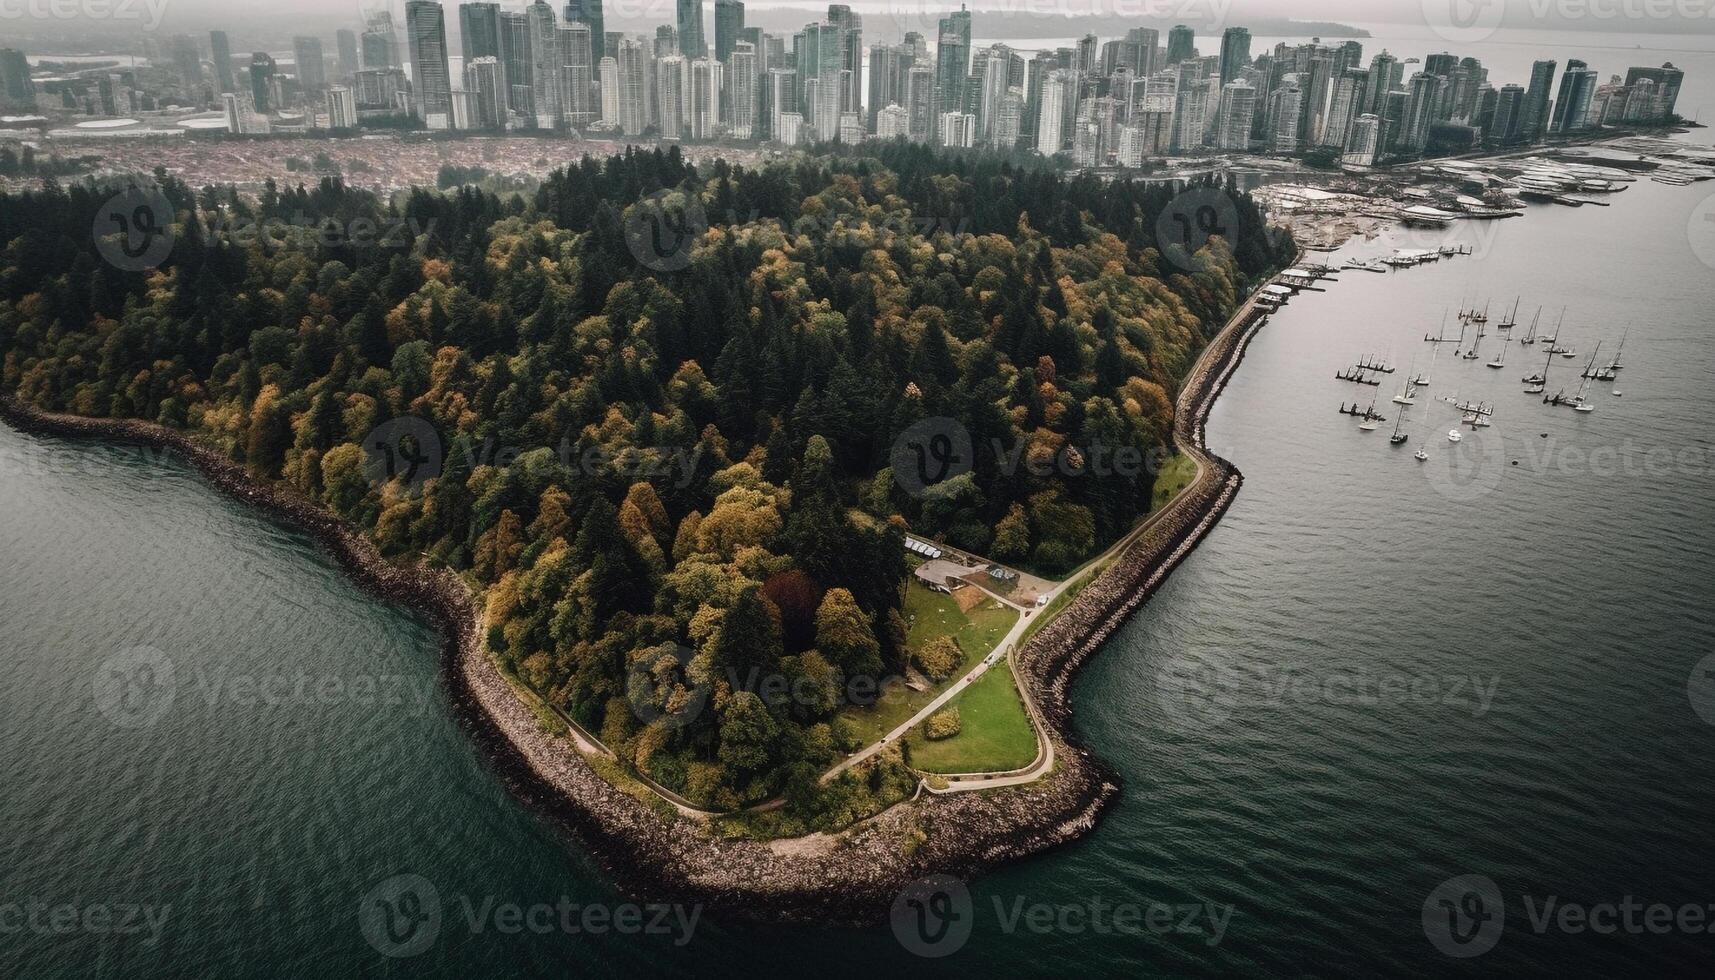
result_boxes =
[0,48,35,111]
[940,110,975,147]
[1367,49,1400,115]
[170,35,203,100]
[499,11,535,118]
[293,36,326,90]
[617,37,649,135]
[1036,69,1067,155]
[526,0,562,126]
[933,7,971,140]
[1121,27,1158,78]
[1343,113,1379,166]
[563,0,605,62]
[597,55,619,125]
[461,3,502,61]
[336,30,361,79]
[1551,59,1597,133]
[210,31,237,93]
[768,67,798,142]
[1268,79,1301,153]
[1218,27,1249,88]
[463,56,505,127]
[249,52,276,114]
[558,22,595,126]
[1623,62,1683,120]
[362,12,402,70]
[714,0,744,62]
[1519,59,1556,142]
[1400,71,1439,153]
[905,63,933,142]
[1215,78,1255,150]
[877,103,908,138]
[677,0,706,58]
[1323,68,1368,149]
[1167,25,1195,65]
[406,1,453,126]
[729,41,757,136]
[327,84,358,127]
[657,54,687,137]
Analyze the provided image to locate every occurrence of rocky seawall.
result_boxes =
[0,289,1277,925]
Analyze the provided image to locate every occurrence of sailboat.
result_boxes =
[1358,391,1384,430]
[1470,301,1489,325]
[1498,296,1520,330]
[1415,446,1430,461]
[1604,327,1628,374]
[1538,306,1565,348]
[1390,406,1410,445]
[1523,346,1553,393]
[1486,336,1508,369]
[1413,345,1438,389]
[1520,306,1543,345]
[1571,343,1602,412]
[1462,322,1483,360]
[1392,359,1418,405]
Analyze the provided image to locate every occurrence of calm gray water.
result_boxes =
[5,115,1715,980]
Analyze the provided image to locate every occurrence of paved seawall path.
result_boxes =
[0,268,1283,923]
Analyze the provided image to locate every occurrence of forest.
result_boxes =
[0,143,1291,821]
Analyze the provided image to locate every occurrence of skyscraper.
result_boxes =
[210,31,237,93]
[934,7,971,140]
[499,11,534,118]
[406,0,453,125]
[1551,59,1596,132]
[563,0,605,63]
[327,84,359,127]
[526,0,562,126]
[617,36,649,135]
[0,48,35,111]
[1036,69,1067,154]
[677,0,706,59]
[1218,27,1250,87]
[1519,59,1556,142]
[461,3,502,62]
[1215,79,1255,150]
[336,30,361,79]
[714,0,744,62]
[1167,25,1195,65]
[363,12,402,70]
[465,56,505,127]
[558,22,595,126]
[249,52,276,114]
[293,36,326,90]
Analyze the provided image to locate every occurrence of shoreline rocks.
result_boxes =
[0,290,1275,924]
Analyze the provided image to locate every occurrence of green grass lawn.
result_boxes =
[839,581,1017,743]
[905,663,1039,773]
[1151,452,1199,512]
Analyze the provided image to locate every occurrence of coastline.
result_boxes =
[0,277,1278,923]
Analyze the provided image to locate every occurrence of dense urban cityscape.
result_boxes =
[0,2,1693,171]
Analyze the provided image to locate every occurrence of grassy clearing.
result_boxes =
[1151,453,1199,513]
[905,664,1038,773]
[839,582,1016,743]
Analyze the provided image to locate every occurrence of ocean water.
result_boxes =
[5,44,1715,980]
